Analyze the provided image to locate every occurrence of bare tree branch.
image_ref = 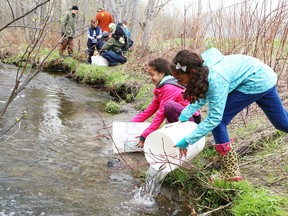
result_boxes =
[0,0,52,32]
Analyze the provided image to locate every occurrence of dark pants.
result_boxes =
[87,41,104,64]
[101,50,126,66]
[60,36,74,55]
[164,100,201,124]
[212,86,288,144]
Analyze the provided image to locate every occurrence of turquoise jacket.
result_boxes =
[180,48,277,146]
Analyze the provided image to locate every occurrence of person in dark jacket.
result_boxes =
[59,6,79,57]
[87,19,104,64]
[99,23,127,66]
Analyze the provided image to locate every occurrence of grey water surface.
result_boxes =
[0,65,189,216]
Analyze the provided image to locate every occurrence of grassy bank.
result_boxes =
[1,48,154,113]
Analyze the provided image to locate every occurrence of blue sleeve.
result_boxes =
[185,73,230,144]
[180,98,207,120]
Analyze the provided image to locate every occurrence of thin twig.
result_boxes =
[198,201,233,216]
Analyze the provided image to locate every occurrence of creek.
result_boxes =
[0,65,190,216]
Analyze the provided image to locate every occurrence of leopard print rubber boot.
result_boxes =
[210,139,243,182]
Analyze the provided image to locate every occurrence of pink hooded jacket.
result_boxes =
[131,76,200,140]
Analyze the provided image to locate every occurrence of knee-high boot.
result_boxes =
[210,139,242,181]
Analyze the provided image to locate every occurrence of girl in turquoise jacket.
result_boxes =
[171,48,288,181]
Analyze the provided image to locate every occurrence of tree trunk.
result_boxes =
[106,0,120,23]
[140,0,173,55]
[20,1,31,43]
[141,0,156,54]
[130,0,140,40]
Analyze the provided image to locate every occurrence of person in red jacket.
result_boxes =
[131,57,201,148]
[95,7,114,32]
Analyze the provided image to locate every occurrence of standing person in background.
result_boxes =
[95,7,114,33]
[131,58,201,148]
[87,19,103,64]
[170,48,288,182]
[121,21,131,38]
[121,21,133,49]
[59,6,79,57]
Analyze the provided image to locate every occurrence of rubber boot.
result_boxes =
[210,139,242,182]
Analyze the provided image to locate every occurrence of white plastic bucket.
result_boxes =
[91,55,109,66]
[112,122,150,154]
[144,122,205,172]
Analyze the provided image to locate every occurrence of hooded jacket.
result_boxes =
[100,37,125,54]
[131,75,191,139]
[61,10,77,37]
[180,47,277,145]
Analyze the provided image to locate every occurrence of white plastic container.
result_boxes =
[144,122,205,172]
[112,122,150,154]
[91,55,109,66]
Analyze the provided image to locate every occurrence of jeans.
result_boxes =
[101,50,126,66]
[87,41,104,64]
[212,85,288,144]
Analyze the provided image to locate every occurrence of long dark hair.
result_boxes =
[171,50,209,103]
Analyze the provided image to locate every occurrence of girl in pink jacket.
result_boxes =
[131,57,201,148]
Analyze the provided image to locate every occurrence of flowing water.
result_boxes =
[128,167,169,208]
[0,65,190,216]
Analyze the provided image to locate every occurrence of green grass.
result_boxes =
[232,183,288,216]
[39,48,61,62]
[63,57,79,71]
[165,168,288,216]
[105,101,122,114]
[75,63,107,82]
[163,154,288,215]
[134,83,154,110]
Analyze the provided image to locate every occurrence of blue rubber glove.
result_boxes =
[179,114,189,122]
[176,137,189,149]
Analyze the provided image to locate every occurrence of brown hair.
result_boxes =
[171,50,209,103]
[149,57,171,76]
[91,19,98,27]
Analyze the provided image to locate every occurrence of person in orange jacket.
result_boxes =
[95,7,114,33]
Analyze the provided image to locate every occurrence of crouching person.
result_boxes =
[100,34,127,67]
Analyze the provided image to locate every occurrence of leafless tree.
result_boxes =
[0,0,55,119]
[140,0,173,55]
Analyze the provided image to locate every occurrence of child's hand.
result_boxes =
[174,137,189,158]
[136,140,144,148]
[178,147,187,158]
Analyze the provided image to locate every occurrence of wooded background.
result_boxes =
[0,0,288,63]
[0,0,288,137]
